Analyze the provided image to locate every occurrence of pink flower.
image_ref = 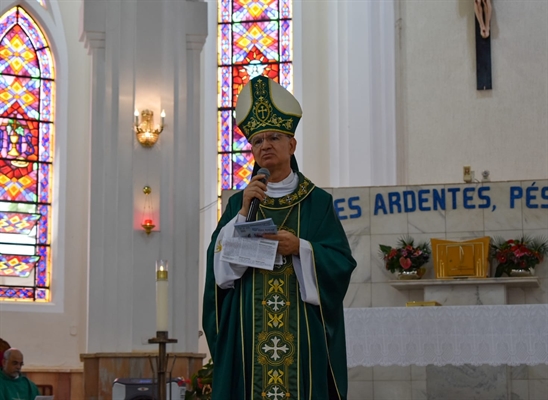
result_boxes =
[399,257,412,270]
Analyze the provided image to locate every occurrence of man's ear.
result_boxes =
[289,137,297,155]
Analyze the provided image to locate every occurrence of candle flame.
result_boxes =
[134,109,139,117]
[161,110,166,118]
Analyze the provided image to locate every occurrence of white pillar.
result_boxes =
[81,0,207,353]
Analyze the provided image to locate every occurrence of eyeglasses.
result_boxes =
[250,132,289,148]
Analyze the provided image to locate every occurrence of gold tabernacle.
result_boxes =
[431,237,491,278]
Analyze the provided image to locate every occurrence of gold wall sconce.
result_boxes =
[142,185,155,235]
[134,109,165,148]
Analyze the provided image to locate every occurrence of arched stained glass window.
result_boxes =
[217,0,292,213]
[0,6,54,302]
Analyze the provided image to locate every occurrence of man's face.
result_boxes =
[2,350,23,378]
[250,132,296,172]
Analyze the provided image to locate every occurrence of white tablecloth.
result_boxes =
[344,305,548,367]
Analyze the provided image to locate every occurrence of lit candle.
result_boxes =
[134,109,139,125]
[160,109,166,126]
[156,260,169,332]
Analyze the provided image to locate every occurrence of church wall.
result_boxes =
[0,0,90,369]
[397,0,548,185]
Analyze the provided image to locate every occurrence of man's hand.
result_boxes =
[263,230,300,256]
[239,174,268,217]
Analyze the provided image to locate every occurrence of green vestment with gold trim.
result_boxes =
[203,173,356,400]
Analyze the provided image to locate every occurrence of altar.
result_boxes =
[344,304,548,368]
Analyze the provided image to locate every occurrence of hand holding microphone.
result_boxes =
[240,168,270,221]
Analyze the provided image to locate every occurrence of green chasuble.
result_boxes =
[0,371,40,400]
[203,173,356,400]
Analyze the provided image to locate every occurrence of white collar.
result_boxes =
[265,172,299,198]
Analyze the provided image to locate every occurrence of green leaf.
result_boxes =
[379,244,392,254]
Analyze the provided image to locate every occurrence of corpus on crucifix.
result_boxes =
[474,0,492,90]
[474,0,492,38]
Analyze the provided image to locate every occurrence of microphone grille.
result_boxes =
[257,168,270,179]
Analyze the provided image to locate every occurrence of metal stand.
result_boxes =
[148,331,178,400]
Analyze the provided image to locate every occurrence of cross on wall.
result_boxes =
[474,0,492,90]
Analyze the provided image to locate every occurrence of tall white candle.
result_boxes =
[156,260,169,332]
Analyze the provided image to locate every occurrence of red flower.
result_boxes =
[399,257,412,270]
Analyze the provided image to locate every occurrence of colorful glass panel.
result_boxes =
[280,20,291,62]
[0,211,40,234]
[233,126,250,151]
[218,0,292,215]
[0,287,34,300]
[0,7,54,302]
[219,110,231,152]
[0,12,16,35]
[37,204,48,244]
[232,152,253,190]
[0,25,39,77]
[36,48,53,79]
[17,9,47,49]
[219,66,231,108]
[0,76,41,120]
[221,154,231,190]
[38,121,51,161]
[232,21,280,64]
[0,254,39,277]
[280,0,290,18]
[232,63,279,107]
[36,245,49,286]
[36,288,46,300]
[219,25,231,66]
[219,0,231,23]
[233,0,278,21]
[0,118,39,161]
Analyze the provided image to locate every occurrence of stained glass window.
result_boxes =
[217,0,292,213]
[0,6,54,302]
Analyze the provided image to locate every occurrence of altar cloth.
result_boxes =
[344,305,548,367]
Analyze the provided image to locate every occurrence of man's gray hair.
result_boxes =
[3,348,13,361]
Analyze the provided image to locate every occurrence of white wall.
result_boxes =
[300,0,397,188]
[0,0,90,368]
[397,0,548,185]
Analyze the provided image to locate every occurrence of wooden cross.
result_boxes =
[474,0,492,90]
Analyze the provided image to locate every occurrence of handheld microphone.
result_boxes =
[246,168,270,222]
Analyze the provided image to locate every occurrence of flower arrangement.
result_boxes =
[185,358,213,400]
[379,237,431,277]
[491,236,548,277]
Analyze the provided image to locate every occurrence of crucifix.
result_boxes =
[474,0,492,90]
